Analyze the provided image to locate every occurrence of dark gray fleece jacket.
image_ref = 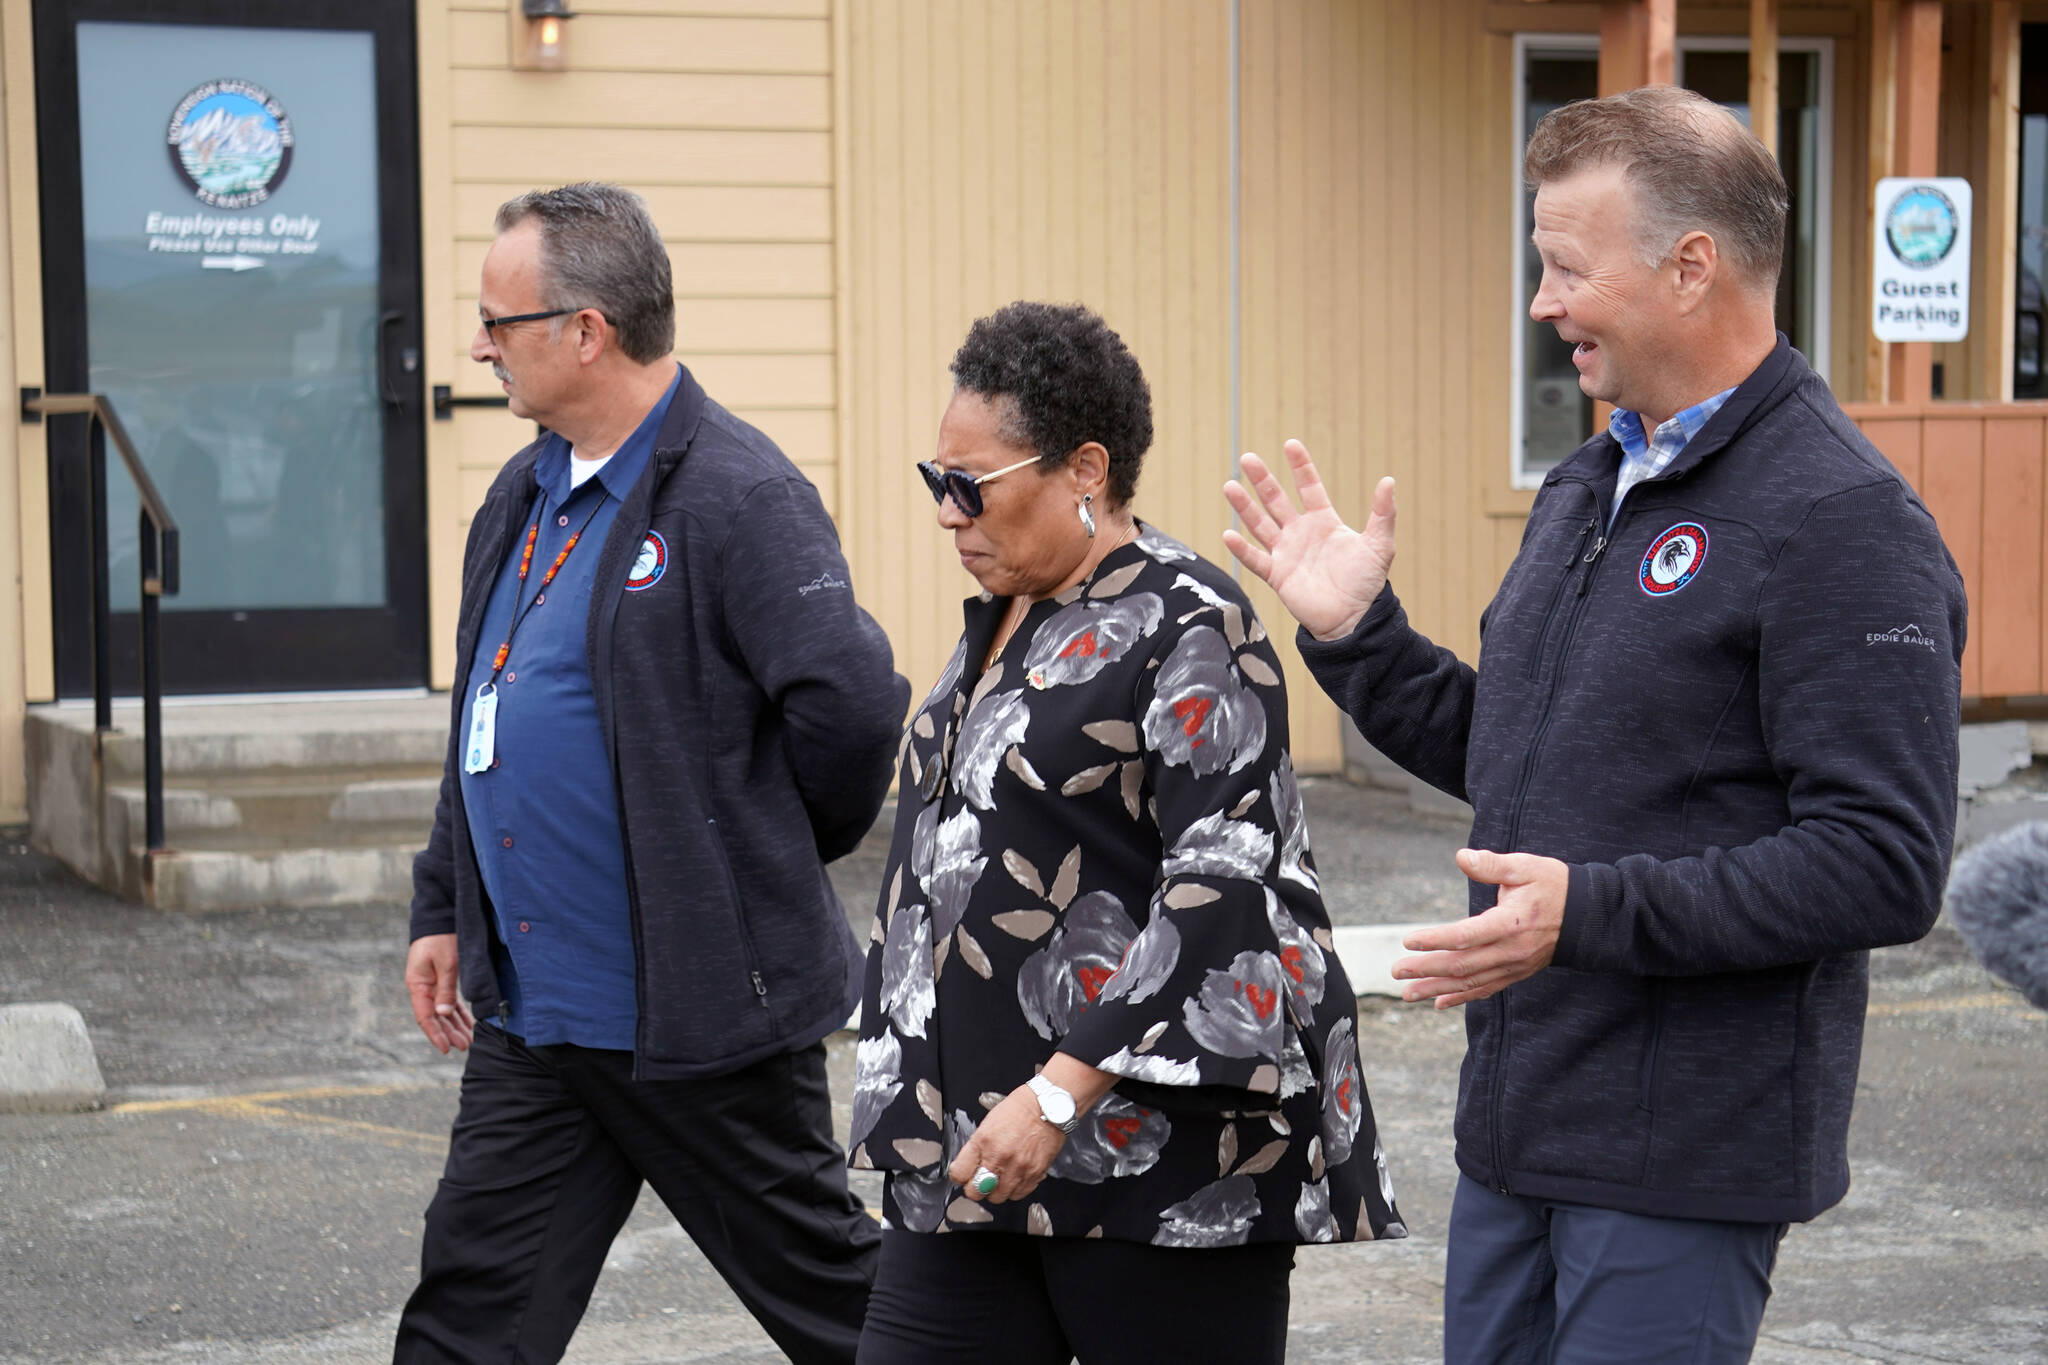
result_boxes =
[1302,337,1965,1221]
[412,365,910,1080]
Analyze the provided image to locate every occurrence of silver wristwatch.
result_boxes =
[1026,1073,1079,1133]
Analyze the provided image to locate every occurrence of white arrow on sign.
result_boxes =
[200,254,266,272]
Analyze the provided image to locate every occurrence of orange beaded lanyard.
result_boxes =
[482,491,607,685]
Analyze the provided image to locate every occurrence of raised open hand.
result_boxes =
[1222,440,1397,641]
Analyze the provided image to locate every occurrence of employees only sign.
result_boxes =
[1872,177,1971,343]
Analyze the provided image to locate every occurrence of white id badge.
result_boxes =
[464,684,499,774]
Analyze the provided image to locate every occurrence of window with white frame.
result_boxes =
[1511,35,1835,486]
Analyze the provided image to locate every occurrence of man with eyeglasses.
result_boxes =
[397,182,907,1364]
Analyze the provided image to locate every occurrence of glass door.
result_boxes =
[34,0,425,694]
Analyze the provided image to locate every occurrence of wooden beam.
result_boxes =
[1599,1,1645,94]
[1750,0,1780,158]
[1488,5,1855,37]
[1645,0,1675,85]
[1978,2,2020,401]
[1895,1,1944,176]
[1889,0,1944,406]
[1597,0,1674,95]
[1867,0,1897,401]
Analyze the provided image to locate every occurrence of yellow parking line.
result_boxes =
[114,1082,415,1114]
[215,1100,447,1153]
[107,1082,447,1153]
[1867,991,2030,1018]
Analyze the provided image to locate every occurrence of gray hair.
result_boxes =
[1524,85,1787,290]
[495,182,675,363]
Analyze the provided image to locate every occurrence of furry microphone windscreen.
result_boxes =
[1944,821,2048,1010]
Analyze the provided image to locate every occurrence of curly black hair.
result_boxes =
[948,301,1153,506]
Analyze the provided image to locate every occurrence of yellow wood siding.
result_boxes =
[1238,0,1517,771]
[0,0,37,821]
[449,9,830,73]
[834,0,1239,751]
[428,0,839,685]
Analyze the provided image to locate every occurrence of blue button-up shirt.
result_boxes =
[459,366,681,1049]
[1606,387,1736,528]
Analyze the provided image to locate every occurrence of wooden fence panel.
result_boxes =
[1860,417,1925,489]
[1844,403,2048,705]
[1979,417,2046,697]
[1919,417,1986,698]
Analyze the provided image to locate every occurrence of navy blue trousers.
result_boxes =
[1443,1176,1788,1365]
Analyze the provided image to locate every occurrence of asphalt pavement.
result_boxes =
[1,779,2043,1364]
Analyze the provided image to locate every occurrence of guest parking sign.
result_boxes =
[1872,177,1971,343]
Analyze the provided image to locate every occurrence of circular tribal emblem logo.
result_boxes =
[1885,185,1959,269]
[1640,522,1708,597]
[625,531,668,591]
[166,79,294,209]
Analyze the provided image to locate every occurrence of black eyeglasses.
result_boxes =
[916,454,1045,518]
[479,308,575,339]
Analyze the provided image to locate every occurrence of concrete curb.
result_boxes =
[0,1002,107,1113]
[1331,923,1432,998]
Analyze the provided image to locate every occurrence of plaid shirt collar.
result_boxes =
[1607,386,1736,525]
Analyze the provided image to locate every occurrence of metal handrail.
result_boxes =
[26,392,181,852]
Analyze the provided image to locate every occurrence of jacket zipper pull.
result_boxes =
[1566,516,1595,566]
[1576,535,1609,596]
[750,970,769,1006]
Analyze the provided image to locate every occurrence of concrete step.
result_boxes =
[26,697,451,910]
[104,773,441,843]
[132,820,434,855]
[90,698,451,781]
[126,842,420,913]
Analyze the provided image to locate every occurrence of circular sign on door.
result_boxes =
[165,79,294,209]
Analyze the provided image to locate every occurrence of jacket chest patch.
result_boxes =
[625,531,668,592]
[1640,522,1708,596]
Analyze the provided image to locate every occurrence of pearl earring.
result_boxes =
[1079,493,1097,539]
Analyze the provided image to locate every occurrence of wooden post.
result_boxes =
[1866,0,1896,401]
[1979,2,2020,402]
[1645,0,1674,86]
[1598,0,1675,97]
[1750,0,1780,158]
[1586,0,1674,434]
[1889,0,1944,406]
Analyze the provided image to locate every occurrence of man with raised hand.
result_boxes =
[1225,87,1965,1363]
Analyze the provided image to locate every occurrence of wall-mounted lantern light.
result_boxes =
[510,0,575,72]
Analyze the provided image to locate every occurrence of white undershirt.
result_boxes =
[568,452,613,490]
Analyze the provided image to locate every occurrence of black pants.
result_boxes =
[393,1024,877,1364]
[856,1226,1295,1364]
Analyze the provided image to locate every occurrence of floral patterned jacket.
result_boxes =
[851,525,1406,1248]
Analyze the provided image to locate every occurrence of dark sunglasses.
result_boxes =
[916,454,1045,518]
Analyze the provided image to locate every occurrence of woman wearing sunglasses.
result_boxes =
[850,301,1406,1364]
